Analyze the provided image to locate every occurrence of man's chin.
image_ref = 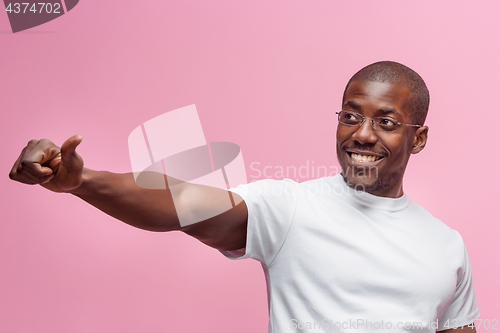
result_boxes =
[342,174,378,192]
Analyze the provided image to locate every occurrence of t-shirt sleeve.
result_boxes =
[219,178,298,266]
[437,234,480,330]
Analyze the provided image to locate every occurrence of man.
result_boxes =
[10,61,479,332]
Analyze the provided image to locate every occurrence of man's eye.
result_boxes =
[340,112,359,123]
[378,118,397,129]
[381,118,395,125]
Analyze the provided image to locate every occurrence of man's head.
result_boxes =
[343,61,430,126]
[336,61,429,198]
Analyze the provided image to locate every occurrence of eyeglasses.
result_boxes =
[336,110,421,132]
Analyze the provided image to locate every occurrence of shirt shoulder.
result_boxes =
[221,178,300,264]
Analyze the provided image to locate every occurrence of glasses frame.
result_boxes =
[336,110,421,133]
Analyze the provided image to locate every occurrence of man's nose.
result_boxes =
[351,119,378,145]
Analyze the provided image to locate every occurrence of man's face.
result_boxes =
[336,79,422,198]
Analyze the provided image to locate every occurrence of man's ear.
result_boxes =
[411,126,428,154]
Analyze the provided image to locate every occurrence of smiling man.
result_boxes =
[337,63,429,198]
[10,61,479,332]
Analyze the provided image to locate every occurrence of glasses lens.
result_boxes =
[339,111,361,126]
[374,117,398,132]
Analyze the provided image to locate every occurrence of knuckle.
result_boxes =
[40,138,56,147]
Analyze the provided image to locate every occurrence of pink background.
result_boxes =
[1,1,499,332]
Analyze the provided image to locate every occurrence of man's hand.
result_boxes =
[9,135,84,193]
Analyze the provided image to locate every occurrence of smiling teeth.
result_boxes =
[351,153,378,162]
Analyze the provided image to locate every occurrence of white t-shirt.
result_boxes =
[221,175,480,333]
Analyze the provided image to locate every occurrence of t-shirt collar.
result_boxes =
[328,174,411,212]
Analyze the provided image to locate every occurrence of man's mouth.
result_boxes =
[346,151,385,163]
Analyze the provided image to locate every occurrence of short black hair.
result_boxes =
[342,61,430,125]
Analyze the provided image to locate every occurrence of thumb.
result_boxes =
[60,134,83,163]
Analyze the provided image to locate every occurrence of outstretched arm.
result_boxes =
[9,135,248,251]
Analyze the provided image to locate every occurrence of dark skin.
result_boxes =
[8,136,249,251]
[337,80,429,198]
[8,79,476,332]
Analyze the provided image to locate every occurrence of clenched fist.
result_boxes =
[9,135,84,193]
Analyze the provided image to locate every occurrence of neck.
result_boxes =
[341,174,405,198]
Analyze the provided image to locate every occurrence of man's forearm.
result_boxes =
[69,168,181,232]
